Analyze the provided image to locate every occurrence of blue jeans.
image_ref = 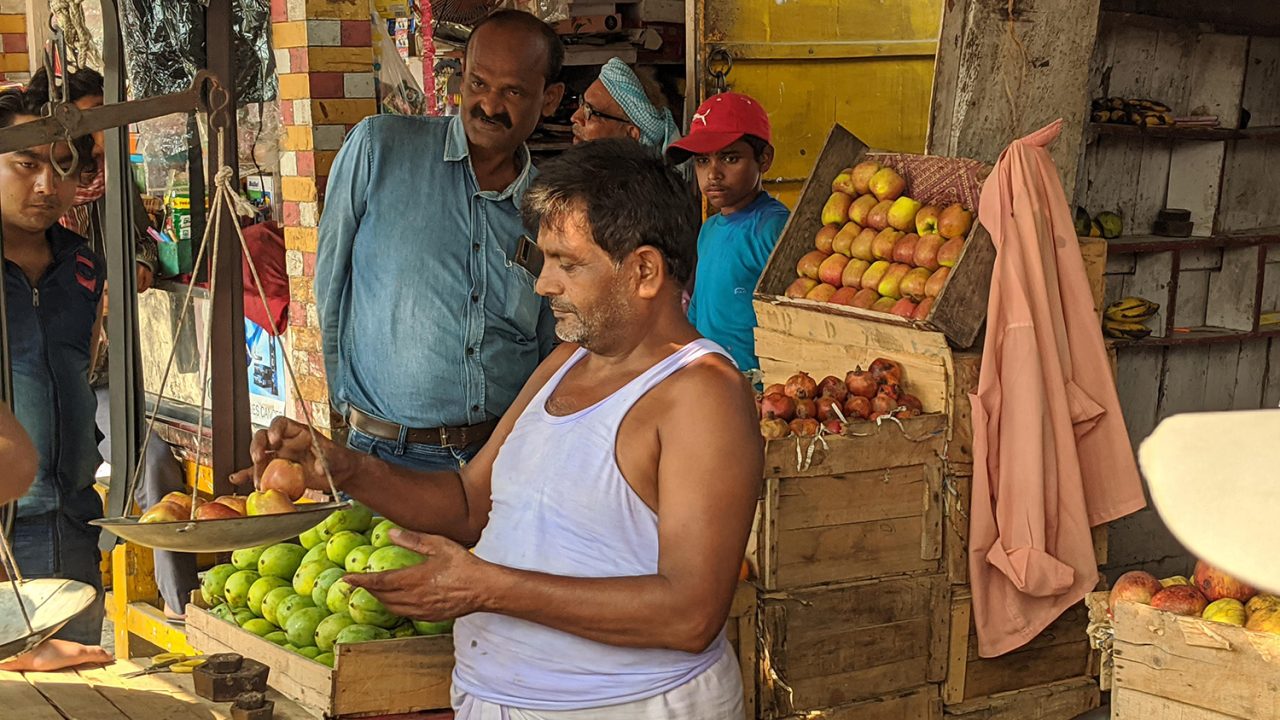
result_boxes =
[346,428,480,473]
[12,507,106,645]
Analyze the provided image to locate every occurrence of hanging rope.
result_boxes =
[50,0,102,71]
[126,127,341,513]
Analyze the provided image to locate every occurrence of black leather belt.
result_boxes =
[348,407,497,448]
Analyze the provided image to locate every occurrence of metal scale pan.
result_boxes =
[0,578,98,663]
[91,501,349,554]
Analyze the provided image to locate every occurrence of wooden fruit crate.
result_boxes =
[754,124,994,348]
[186,604,455,717]
[943,587,1095,705]
[782,685,943,720]
[758,574,949,718]
[943,676,1099,720]
[1111,598,1280,719]
[754,303,956,591]
[187,583,760,719]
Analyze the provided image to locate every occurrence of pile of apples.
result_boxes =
[1108,561,1280,634]
[786,160,974,320]
[758,358,924,439]
[137,459,308,523]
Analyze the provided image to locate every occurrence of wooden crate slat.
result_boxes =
[761,575,949,716]
[944,676,1100,720]
[1112,601,1280,719]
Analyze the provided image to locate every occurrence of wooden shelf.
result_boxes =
[1090,123,1280,142]
[1102,228,1280,255]
[1109,321,1280,348]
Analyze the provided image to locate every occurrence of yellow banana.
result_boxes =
[1103,320,1153,340]
[1105,297,1159,322]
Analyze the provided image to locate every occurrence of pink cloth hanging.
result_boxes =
[968,119,1146,657]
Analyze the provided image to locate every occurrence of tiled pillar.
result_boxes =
[271,0,377,430]
[0,0,28,82]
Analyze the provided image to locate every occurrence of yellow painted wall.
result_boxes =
[694,0,943,207]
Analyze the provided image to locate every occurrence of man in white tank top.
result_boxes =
[235,140,763,718]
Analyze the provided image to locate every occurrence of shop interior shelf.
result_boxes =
[1090,122,1280,142]
[1101,229,1280,255]
[1108,321,1280,348]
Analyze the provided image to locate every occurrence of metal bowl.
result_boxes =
[0,578,98,663]
[90,501,349,553]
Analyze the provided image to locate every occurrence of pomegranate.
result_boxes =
[760,393,796,421]
[899,394,923,413]
[871,393,897,416]
[789,418,820,437]
[816,376,848,403]
[822,418,844,435]
[815,397,844,422]
[844,368,877,399]
[868,357,903,385]
[793,398,818,420]
[784,372,818,400]
[760,418,791,439]
[843,395,871,420]
[764,383,786,397]
[878,381,902,401]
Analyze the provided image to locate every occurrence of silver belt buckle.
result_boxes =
[438,426,453,448]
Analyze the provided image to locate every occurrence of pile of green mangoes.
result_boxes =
[199,503,452,669]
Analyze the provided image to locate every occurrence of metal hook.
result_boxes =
[206,81,232,130]
[707,48,733,95]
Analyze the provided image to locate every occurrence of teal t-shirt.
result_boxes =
[687,192,790,372]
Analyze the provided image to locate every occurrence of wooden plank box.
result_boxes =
[758,574,950,718]
[782,685,943,720]
[188,583,761,719]
[1111,599,1280,720]
[186,604,454,717]
[754,124,994,349]
[943,676,1099,720]
[944,587,1094,705]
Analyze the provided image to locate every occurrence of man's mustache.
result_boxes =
[472,106,513,129]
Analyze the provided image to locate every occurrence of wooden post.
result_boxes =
[23,0,47,75]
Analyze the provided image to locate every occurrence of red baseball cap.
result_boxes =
[665,92,772,163]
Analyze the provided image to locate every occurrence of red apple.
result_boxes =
[850,288,879,309]
[1150,585,1209,616]
[1109,570,1163,616]
[913,296,934,320]
[138,501,186,524]
[831,223,861,257]
[937,237,966,268]
[848,194,879,226]
[850,161,881,195]
[889,297,917,318]
[261,458,308,502]
[892,233,920,265]
[818,253,851,287]
[214,495,248,515]
[840,259,871,289]
[1193,561,1257,603]
[796,250,830,280]
[829,286,859,306]
[849,227,878,262]
[924,267,951,298]
[915,205,940,235]
[195,501,243,520]
[938,203,973,239]
[805,283,838,302]
[814,224,839,254]
[785,277,820,299]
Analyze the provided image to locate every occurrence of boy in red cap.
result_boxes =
[666,93,788,378]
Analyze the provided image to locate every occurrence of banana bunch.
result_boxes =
[1091,97,1175,126]
[1103,297,1159,340]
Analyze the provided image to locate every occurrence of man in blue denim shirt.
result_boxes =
[1,87,107,645]
[317,11,564,472]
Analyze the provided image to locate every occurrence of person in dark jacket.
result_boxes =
[0,85,107,644]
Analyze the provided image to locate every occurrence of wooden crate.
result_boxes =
[759,574,949,717]
[186,604,454,717]
[943,676,1099,720]
[754,124,994,348]
[944,587,1094,704]
[785,685,943,720]
[1111,599,1280,719]
[188,583,761,719]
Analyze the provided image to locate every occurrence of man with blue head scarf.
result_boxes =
[572,57,682,153]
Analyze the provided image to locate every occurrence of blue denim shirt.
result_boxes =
[6,225,105,520]
[317,114,556,429]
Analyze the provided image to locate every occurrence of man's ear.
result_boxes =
[759,144,776,175]
[541,82,567,117]
[632,246,667,299]
[626,125,642,142]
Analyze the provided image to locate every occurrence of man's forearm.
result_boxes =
[477,565,727,654]
[340,454,480,544]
